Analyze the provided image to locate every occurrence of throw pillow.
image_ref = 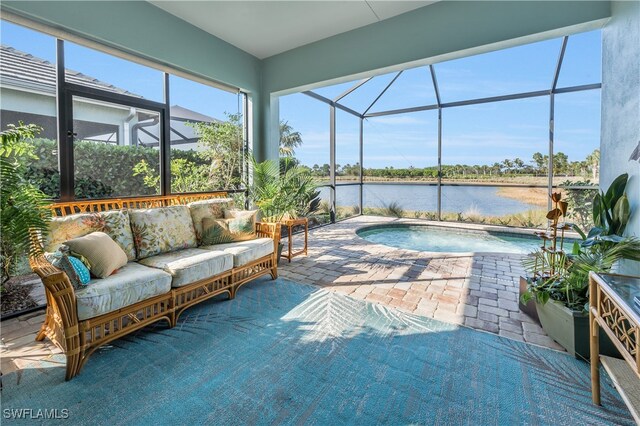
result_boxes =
[224,209,258,239]
[63,231,128,278]
[45,250,91,289]
[200,210,257,246]
[201,217,234,245]
[188,198,235,244]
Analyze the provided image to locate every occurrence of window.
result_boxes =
[0,21,60,198]
[1,19,248,201]
[554,90,601,230]
[64,41,164,102]
[435,38,562,101]
[280,93,331,225]
[363,111,439,218]
[441,98,549,226]
[335,110,360,219]
[338,73,396,114]
[368,67,437,113]
[168,75,243,193]
[286,29,602,227]
[71,96,161,198]
[556,31,601,88]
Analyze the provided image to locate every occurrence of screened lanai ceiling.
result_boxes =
[150,1,435,59]
[303,32,601,119]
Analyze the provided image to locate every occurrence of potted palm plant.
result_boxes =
[247,157,320,263]
[522,174,640,359]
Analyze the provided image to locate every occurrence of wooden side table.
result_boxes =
[589,272,640,422]
[281,218,308,262]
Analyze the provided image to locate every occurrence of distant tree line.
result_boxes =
[284,150,600,180]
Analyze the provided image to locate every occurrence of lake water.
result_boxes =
[319,183,541,216]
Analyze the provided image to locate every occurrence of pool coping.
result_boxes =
[350,216,580,259]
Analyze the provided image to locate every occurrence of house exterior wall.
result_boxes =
[601,0,640,275]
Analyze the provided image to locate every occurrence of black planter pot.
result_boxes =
[519,276,541,324]
[277,242,284,264]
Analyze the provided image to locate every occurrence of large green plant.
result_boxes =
[523,173,640,311]
[0,124,51,286]
[248,157,320,222]
[189,113,244,190]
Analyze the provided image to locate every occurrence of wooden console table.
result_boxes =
[281,217,308,262]
[589,272,640,422]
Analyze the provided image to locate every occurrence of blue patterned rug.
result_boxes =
[1,278,632,425]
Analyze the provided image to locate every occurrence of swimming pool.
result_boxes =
[356,225,553,254]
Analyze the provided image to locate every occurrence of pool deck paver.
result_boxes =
[1,215,563,376]
[279,215,563,351]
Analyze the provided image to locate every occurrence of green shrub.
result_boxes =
[24,138,209,199]
[383,202,404,218]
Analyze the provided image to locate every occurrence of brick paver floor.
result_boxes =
[1,215,563,376]
[279,216,563,351]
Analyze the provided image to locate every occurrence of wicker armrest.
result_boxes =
[256,221,282,241]
[256,222,282,255]
[29,254,80,350]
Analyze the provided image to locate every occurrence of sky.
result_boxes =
[0,20,600,169]
[281,30,602,169]
[0,20,240,121]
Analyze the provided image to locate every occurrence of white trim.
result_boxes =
[0,10,241,95]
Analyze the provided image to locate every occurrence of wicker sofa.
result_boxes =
[29,193,280,380]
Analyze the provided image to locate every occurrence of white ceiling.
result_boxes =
[149,1,435,59]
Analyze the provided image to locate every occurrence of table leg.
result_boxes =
[304,221,308,256]
[288,224,293,263]
[589,276,601,405]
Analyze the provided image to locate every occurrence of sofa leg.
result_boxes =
[228,288,236,300]
[270,268,278,280]
[35,315,51,341]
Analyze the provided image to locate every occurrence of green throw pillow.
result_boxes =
[201,210,257,246]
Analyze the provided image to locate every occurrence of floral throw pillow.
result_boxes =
[201,210,257,246]
[188,198,235,244]
[129,206,197,259]
[44,210,136,261]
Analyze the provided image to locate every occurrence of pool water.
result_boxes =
[357,225,551,254]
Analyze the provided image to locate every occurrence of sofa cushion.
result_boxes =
[138,248,233,288]
[64,231,128,278]
[202,238,274,267]
[129,206,197,259]
[76,262,172,321]
[45,210,136,261]
[188,198,235,243]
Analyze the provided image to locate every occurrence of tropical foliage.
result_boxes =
[248,157,320,222]
[279,120,303,157]
[0,123,51,286]
[522,174,640,311]
[133,113,244,193]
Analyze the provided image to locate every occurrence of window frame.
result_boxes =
[1,18,248,202]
